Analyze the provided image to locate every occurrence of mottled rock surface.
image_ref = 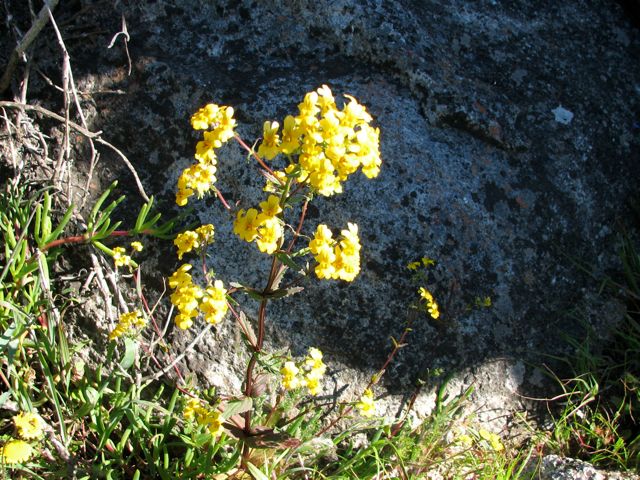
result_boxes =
[536,455,640,480]
[7,0,639,439]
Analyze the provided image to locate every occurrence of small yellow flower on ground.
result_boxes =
[13,412,44,440]
[1,439,33,464]
[356,389,376,417]
[183,397,223,437]
[281,361,300,391]
[130,241,143,252]
[478,428,504,451]
[109,310,146,341]
[169,263,193,289]
[112,247,131,268]
[407,260,421,271]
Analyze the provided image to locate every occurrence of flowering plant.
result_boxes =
[164,85,384,465]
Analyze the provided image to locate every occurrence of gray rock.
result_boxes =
[536,455,640,480]
[34,0,639,450]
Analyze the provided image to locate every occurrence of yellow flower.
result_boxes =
[304,347,326,377]
[309,224,334,255]
[310,223,361,282]
[341,94,372,128]
[170,284,204,320]
[478,429,504,452]
[281,361,300,391]
[168,264,193,289]
[1,439,33,464]
[175,312,196,330]
[174,230,200,260]
[200,280,228,325]
[195,224,215,244]
[183,397,202,422]
[109,310,146,341]
[356,389,376,417]
[130,241,143,252]
[419,287,440,319]
[13,412,44,440]
[194,131,219,164]
[279,115,300,154]
[183,397,223,437]
[302,347,326,396]
[201,410,223,436]
[191,103,220,130]
[256,217,283,254]
[421,257,435,267]
[407,261,421,271]
[257,121,280,160]
[304,375,321,396]
[233,208,260,242]
[258,194,282,219]
[316,84,337,115]
[112,247,132,268]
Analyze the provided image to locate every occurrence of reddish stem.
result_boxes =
[41,229,142,251]
[215,188,232,210]
[233,134,277,178]
[316,321,415,437]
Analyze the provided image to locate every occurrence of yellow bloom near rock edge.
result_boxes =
[13,412,45,440]
[1,439,33,464]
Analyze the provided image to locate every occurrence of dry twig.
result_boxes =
[0,101,149,201]
[0,0,60,93]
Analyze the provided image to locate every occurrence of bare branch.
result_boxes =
[0,101,150,201]
[0,0,60,93]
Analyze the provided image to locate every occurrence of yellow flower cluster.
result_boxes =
[183,397,223,437]
[112,246,132,268]
[109,310,147,341]
[0,412,45,465]
[257,85,381,196]
[174,224,215,260]
[355,389,376,417]
[233,194,284,254]
[407,256,435,271]
[419,287,440,319]
[169,264,228,329]
[309,223,361,282]
[280,347,327,396]
[177,104,236,206]
[111,242,143,268]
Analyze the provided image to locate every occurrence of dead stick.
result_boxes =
[0,0,60,93]
[0,101,149,201]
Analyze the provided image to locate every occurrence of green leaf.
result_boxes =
[245,462,269,480]
[267,286,304,300]
[46,203,75,244]
[88,181,118,229]
[275,253,303,273]
[220,397,253,421]
[0,391,11,408]
[134,197,152,232]
[120,337,138,370]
